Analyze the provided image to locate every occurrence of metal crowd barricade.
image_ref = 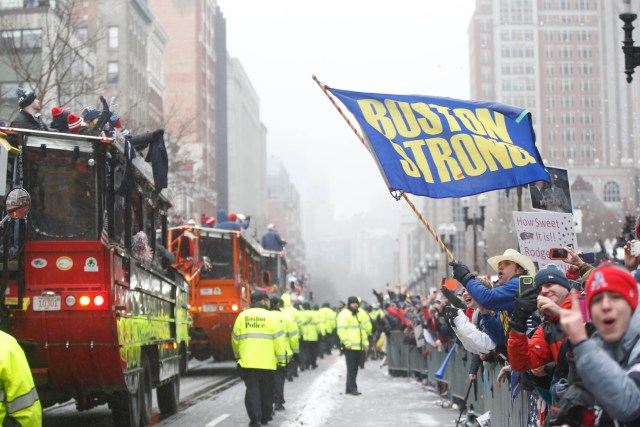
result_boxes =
[389,334,529,425]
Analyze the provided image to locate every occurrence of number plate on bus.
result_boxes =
[33,296,61,311]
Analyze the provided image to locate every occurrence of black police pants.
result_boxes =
[307,340,318,368]
[242,368,275,424]
[345,349,361,393]
[273,366,286,405]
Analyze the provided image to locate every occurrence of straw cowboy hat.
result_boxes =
[488,249,536,275]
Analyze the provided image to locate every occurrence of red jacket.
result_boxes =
[507,297,572,372]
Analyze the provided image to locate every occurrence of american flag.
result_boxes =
[100,210,109,246]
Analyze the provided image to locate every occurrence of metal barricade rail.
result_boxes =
[388,332,529,426]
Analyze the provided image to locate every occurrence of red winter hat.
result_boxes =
[228,213,237,221]
[51,106,64,117]
[586,265,638,311]
[67,114,82,133]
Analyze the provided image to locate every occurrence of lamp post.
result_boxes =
[462,195,487,273]
[620,0,640,82]
[437,223,457,279]
[425,253,438,292]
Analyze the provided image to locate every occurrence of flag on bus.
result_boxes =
[326,87,549,198]
[100,210,109,246]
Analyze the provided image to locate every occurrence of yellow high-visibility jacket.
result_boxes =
[0,331,42,427]
[358,307,373,337]
[279,308,300,354]
[302,310,321,342]
[232,306,287,369]
[336,309,368,351]
[319,307,336,334]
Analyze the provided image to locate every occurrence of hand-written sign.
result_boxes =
[513,211,577,268]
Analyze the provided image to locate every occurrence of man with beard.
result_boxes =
[336,296,369,395]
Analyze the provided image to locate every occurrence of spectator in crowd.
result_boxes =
[560,265,640,426]
[450,249,536,313]
[79,97,111,136]
[507,264,572,372]
[262,224,286,252]
[49,106,69,132]
[10,88,48,131]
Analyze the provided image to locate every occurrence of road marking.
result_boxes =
[205,413,230,426]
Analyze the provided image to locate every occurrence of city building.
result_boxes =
[226,56,268,234]
[149,0,218,215]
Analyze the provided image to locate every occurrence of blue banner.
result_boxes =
[327,87,549,198]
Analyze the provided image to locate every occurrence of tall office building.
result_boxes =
[149,0,218,215]
[465,0,640,252]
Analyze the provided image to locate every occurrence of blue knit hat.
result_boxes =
[81,106,101,122]
[534,264,570,290]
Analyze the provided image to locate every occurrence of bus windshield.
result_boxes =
[24,136,97,241]
[200,235,234,280]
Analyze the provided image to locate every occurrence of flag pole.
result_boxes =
[312,75,456,261]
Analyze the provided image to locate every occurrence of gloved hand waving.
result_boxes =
[449,261,475,286]
[509,287,538,333]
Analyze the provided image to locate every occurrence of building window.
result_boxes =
[76,27,87,43]
[452,198,463,222]
[0,29,42,50]
[107,62,118,83]
[603,181,620,202]
[559,63,573,75]
[559,46,572,58]
[581,129,595,142]
[559,30,572,42]
[108,26,118,49]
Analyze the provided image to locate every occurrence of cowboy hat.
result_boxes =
[487,249,536,275]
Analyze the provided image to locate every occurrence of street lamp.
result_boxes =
[425,253,438,290]
[437,223,457,278]
[462,195,487,273]
[619,0,640,82]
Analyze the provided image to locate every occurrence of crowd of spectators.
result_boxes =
[370,239,640,427]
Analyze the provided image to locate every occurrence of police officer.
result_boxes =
[269,296,294,411]
[0,330,42,426]
[232,292,287,427]
[336,296,369,395]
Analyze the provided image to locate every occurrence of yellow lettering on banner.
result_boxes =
[429,105,462,132]
[403,139,435,183]
[454,108,486,135]
[357,99,396,139]
[385,100,421,138]
[506,144,536,166]
[426,137,464,183]
[450,134,487,177]
[475,109,513,143]
[473,135,513,171]
[390,141,421,177]
[410,103,443,135]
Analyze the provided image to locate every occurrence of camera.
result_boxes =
[549,248,568,260]
[631,241,640,257]
[518,275,535,296]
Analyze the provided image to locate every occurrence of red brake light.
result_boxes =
[232,304,239,312]
[94,295,105,306]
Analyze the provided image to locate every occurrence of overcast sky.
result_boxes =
[217,0,476,221]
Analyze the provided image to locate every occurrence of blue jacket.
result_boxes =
[481,312,506,346]
[262,230,286,251]
[215,209,250,231]
[465,276,518,313]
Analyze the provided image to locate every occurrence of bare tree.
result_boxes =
[0,0,104,119]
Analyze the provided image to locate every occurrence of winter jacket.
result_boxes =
[336,308,368,351]
[232,305,287,369]
[78,109,110,136]
[507,296,572,372]
[10,110,47,131]
[465,276,519,313]
[452,308,497,354]
[0,330,42,426]
[49,112,69,132]
[573,308,640,426]
[261,230,286,251]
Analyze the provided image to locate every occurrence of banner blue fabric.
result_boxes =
[327,87,549,198]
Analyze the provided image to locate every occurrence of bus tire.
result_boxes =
[157,374,180,415]
[140,353,153,426]
[110,375,141,427]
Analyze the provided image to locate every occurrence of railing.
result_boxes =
[387,331,530,426]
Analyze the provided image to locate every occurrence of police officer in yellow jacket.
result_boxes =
[0,330,41,427]
[336,296,369,396]
[232,292,287,427]
[301,302,320,369]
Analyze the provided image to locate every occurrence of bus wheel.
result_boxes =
[110,375,141,427]
[140,353,153,426]
[157,374,180,415]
